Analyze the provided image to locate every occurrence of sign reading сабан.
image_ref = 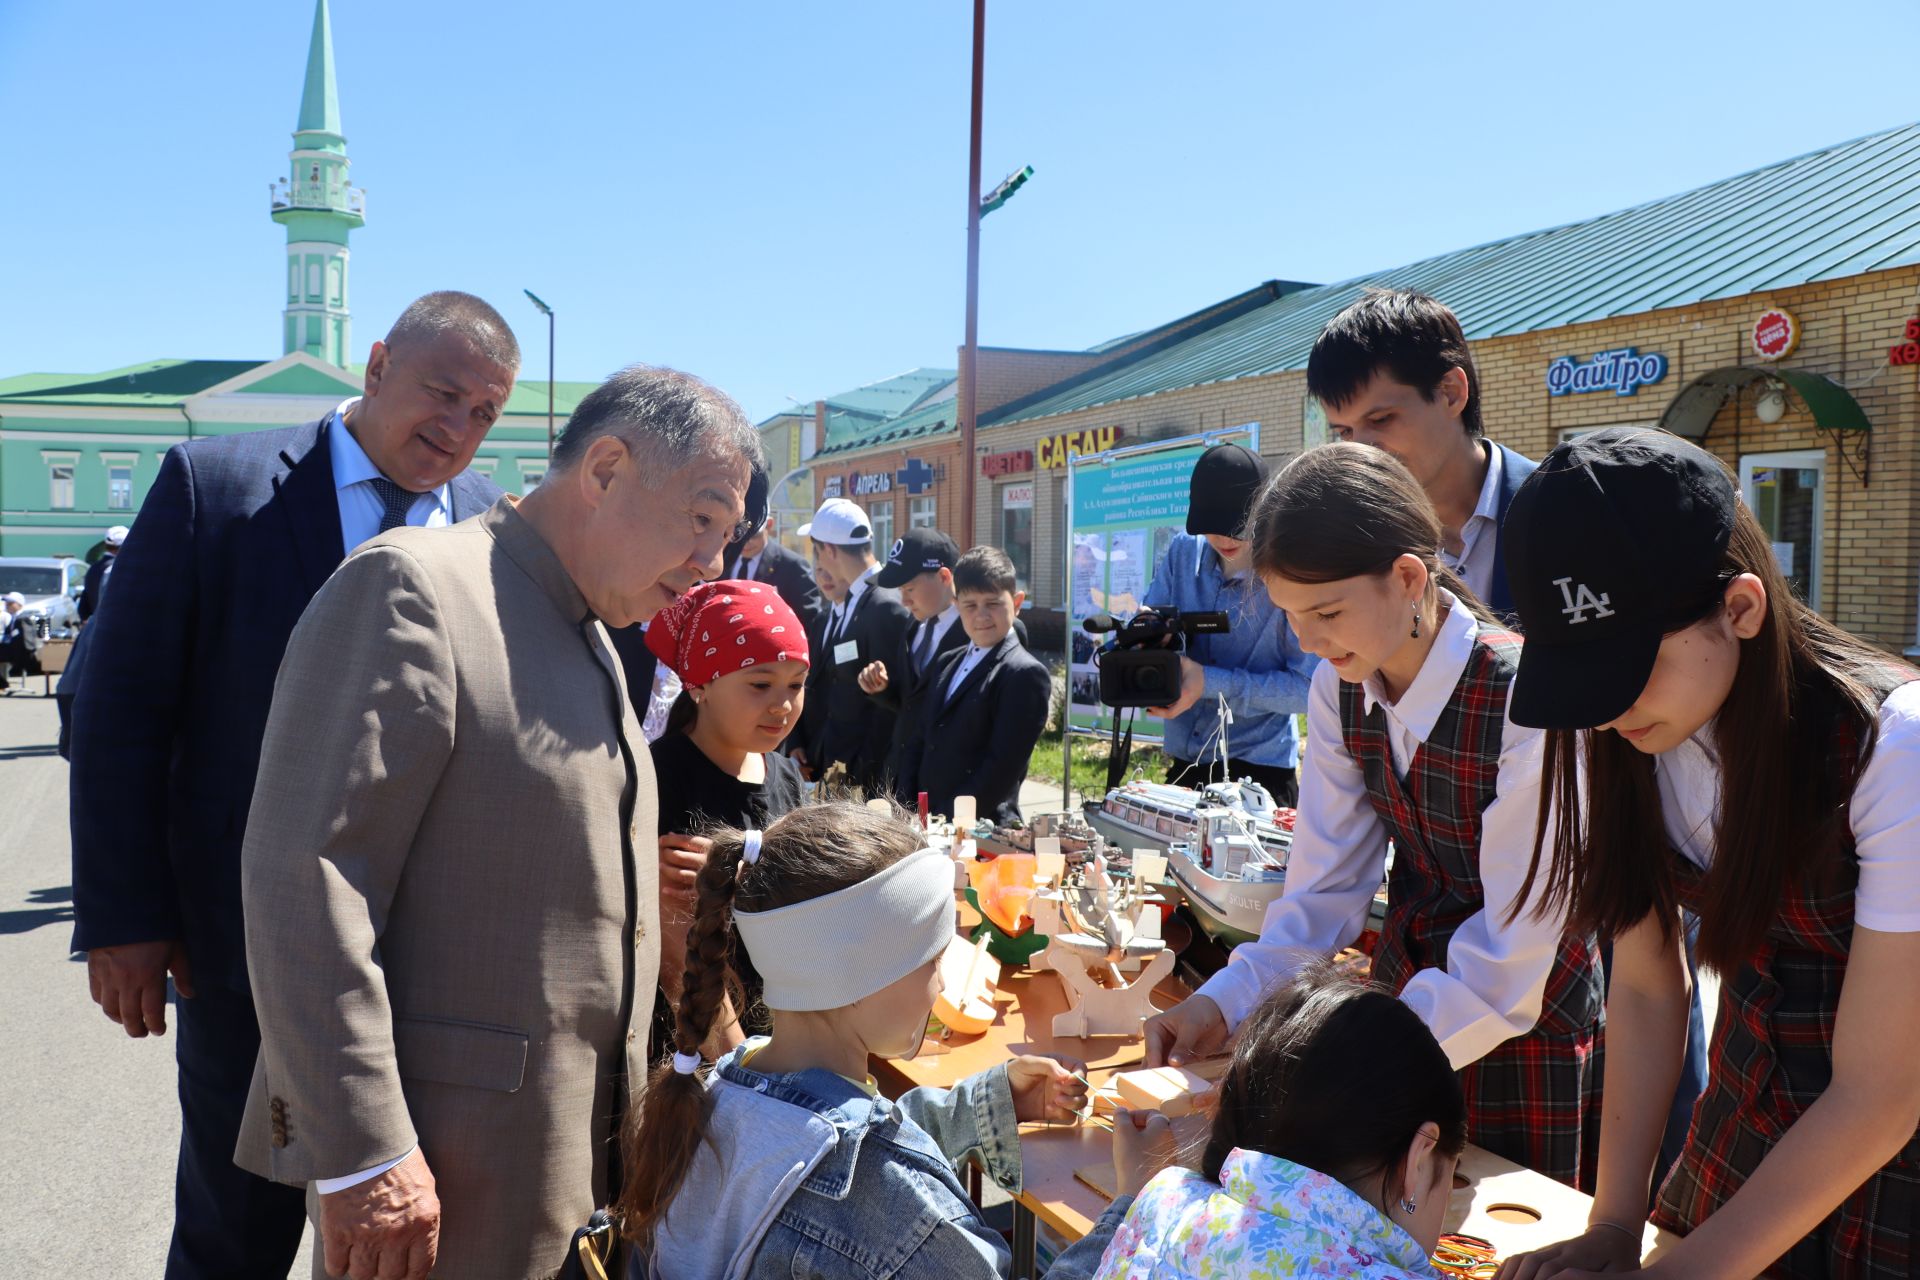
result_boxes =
[1546,348,1669,397]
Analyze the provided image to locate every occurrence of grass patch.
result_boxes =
[1026,668,1169,800]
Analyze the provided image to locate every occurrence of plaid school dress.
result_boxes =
[1339,630,1604,1189]
[1653,677,1920,1278]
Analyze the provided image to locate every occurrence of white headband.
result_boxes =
[733,848,954,1011]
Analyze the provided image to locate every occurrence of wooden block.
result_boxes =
[952,795,977,828]
[1111,1064,1218,1117]
[1132,852,1167,885]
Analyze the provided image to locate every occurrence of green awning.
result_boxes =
[1658,365,1869,440]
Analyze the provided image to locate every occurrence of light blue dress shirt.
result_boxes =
[1138,533,1318,769]
[327,398,452,553]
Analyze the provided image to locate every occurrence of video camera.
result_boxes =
[1082,608,1229,709]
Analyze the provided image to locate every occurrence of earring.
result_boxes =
[1400,1198,1418,1215]
[1410,602,1421,639]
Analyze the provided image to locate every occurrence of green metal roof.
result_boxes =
[995,122,1920,427]
[296,0,343,141]
[0,360,265,407]
[815,382,959,459]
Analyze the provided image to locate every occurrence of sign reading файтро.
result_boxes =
[1546,348,1669,397]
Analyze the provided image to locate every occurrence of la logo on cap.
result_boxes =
[1554,577,1615,624]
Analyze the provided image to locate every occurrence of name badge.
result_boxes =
[834,639,861,666]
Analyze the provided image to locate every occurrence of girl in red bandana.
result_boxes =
[645,579,811,1055]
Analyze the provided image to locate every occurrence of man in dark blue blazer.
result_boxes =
[68,291,517,1280]
[723,521,824,636]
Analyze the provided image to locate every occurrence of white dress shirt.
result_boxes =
[1196,591,1567,1070]
[1442,441,1503,605]
[944,641,992,702]
[328,398,451,553]
[1657,681,1920,933]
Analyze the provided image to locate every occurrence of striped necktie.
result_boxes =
[369,477,417,534]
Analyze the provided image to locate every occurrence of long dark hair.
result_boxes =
[1248,441,1501,630]
[1204,960,1467,1202]
[615,801,925,1243]
[1523,501,1906,972]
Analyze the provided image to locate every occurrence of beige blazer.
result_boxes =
[237,497,658,1280]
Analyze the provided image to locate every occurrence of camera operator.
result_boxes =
[1139,443,1317,805]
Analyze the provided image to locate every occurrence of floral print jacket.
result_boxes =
[1092,1148,1440,1279]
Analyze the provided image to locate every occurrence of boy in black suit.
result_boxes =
[792,497,911,791]
[859,527,968,800]
[901,545,1051,825]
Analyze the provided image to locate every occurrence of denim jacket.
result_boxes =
[1139,535,1317,770]
[635,1040,1131,1280]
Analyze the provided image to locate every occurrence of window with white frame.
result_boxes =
[868,499,895,559]
[104,455,136,510]
[909,495,937,530]
[517,459,546,494]
[44,454,78,509]
[1740,450,1826,609]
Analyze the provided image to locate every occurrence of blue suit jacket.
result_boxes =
[1487,441,1539,623]
[67,415,501,991]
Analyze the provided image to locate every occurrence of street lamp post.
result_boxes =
[524,290,556,459]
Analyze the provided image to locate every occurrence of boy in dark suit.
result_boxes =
[792,497,911,791]
[901,545,1051,825]
[859,527,968,800]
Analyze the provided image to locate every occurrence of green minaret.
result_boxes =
[270,0,363,368]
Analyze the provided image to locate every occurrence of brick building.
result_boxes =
[966,123,1920,658]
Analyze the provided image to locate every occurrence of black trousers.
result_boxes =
[1166,756,1299,808]
[168,985,307,1280]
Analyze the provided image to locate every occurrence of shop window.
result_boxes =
[1740,450,1824,608]
[869,499,895,559]
[1000,481,1035,593]
[909,495,938,530]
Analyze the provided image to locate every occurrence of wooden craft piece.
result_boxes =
[1035,850,1068,885]
[970,853,1037,935]
[1051,945,1175,1039]
[952,795,977,829]
[930,934,998,1036]
[1073,1159,1120,1202]
[1131,852,1167,886]
[1110,1058,1228,1118]
[865,797,892,812]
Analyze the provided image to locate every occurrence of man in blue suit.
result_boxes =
[1305,287,1537,619]
[68,291,517,1280]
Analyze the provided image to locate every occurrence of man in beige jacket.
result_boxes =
[238,365,763,1280]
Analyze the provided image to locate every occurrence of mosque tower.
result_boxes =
[269,0,364,368]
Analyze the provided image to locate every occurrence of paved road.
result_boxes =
[0,688,316,1277]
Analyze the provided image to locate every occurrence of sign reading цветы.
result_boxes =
[1546,348,1669,397]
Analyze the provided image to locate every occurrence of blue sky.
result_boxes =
[1,1,1914,423]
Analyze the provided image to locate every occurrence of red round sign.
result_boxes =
[1751,308,1800,361]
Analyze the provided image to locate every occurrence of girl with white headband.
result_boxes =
[619,801,1174,1279]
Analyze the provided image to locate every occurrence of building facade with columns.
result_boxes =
[0,0,592,558]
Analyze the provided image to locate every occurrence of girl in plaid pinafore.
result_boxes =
[1158,443,1603,1190]
[1500,426,1920,1279]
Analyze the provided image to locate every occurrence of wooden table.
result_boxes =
[875,965,1684,1275]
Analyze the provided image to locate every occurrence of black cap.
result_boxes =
[1504,427,1737,731]
[1186,443,1270,536]
[875,526,960,588]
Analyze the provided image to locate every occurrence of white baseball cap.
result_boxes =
[105,525,129,547]
[796,497,873,547]
[2,592,25,606]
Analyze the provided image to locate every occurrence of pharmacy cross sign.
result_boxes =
[896,458,937,493]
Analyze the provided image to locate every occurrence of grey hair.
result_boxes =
[552,364,763,476]
[385,291,521,372]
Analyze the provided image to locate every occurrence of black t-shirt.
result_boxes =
[650,730,805,838]
[647,731,804,1055]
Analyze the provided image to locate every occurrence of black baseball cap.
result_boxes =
[1186,443,1269,536]
[875,526,960,588]
[1504,427,1737,731]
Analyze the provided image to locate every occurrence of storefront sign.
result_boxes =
[1037,426,1125,468]
[1001,483,1034,508]
[1545,348,1669,397]
[981,447,1034,478]
[821,474,844,499]
[1889,317,1920,367]
[847,469,893,497]
[1751,308,1801,361]
[895,458,937,493]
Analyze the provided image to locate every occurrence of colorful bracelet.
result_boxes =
[1431,1232,1500,1278]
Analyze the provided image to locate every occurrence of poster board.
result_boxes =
[1063,425,1259,742]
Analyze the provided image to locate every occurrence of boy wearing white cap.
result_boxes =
[79,524,128,623]
[793,497,912,791]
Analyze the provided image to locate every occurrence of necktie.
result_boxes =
[740,556,759,582]
[369,477,417,535]
[912,618,938,676]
